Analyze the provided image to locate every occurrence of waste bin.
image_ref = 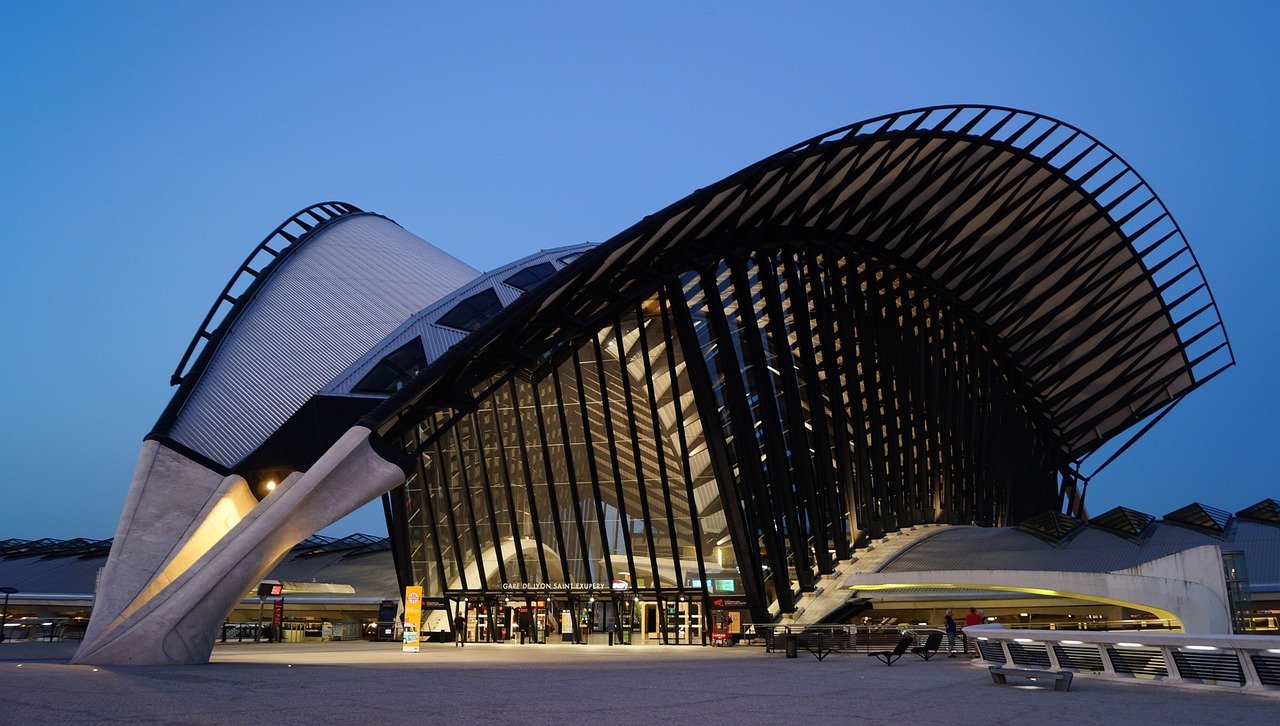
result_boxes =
[785,633,798,658]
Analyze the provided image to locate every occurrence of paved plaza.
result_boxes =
[0,640,1274,724]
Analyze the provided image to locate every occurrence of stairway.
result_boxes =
[778,524,951,624]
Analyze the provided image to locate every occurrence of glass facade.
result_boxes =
[395,247,1064,639]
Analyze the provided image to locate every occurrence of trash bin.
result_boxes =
[785,633,798,658]
[608,631,614,646]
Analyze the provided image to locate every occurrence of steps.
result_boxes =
[779,524,951,624]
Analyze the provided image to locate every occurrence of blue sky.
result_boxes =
[1,2,1276,539]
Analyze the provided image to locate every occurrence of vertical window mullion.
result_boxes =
[508,380,552,584]
[468,410,508,586]
[551,362,596,583]
[571,345,616,586]
[612,316,665,596]
[635,302,686,591]
[592,335,639,587]
[488,395,529,585]
[529,377,573,584]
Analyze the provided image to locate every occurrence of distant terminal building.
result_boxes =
[6,499,1277,644]
[0,534,397,642]
[67,106,1238,664]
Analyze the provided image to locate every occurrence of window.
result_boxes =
[503,262,557,292]
[436,289,503,332]
[353,339,427,394]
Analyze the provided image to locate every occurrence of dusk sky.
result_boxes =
[2,2,1276,540]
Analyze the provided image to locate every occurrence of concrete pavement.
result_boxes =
[0,639,1274,724]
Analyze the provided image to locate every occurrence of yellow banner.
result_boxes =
[403,586,423,653]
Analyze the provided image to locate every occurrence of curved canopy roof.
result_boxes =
[372,106,1232,464]
[154,207,479,469]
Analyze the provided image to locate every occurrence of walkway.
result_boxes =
[0,640,1273,724]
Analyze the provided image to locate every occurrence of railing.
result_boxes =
[749,623,933,653]
[1005,618,1179,632]
[969,624,1280,693]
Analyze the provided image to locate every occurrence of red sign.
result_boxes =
[271,599,284,629]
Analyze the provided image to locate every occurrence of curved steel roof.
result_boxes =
[154,210,480,469]
[372,105,1232,465]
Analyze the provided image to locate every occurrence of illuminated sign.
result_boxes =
[257,582,283,598]
[403,586,423,653]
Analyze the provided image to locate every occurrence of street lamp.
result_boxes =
[0,587,18,645]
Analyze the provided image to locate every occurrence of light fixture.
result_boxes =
[1117,643,1143,648]
[1013,638,1033,643]
[1061,640,1083,645]
[265,480,277,492]
[1184,645,1217,651]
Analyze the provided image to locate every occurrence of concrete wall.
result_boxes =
[842,544,1234,634]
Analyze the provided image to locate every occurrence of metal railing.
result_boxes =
[969,624,1280,693]
[1005,618,1179,632]
[749,623,939,654]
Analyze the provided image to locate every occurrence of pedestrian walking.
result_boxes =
[944,608,957,657]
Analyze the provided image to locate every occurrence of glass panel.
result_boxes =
[503,261,557,292]
[436,289,503,332]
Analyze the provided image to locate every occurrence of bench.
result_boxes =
[797,631,852,661]
[912,632,943,660]
[989,665,1073,692]
[868,635,914,666]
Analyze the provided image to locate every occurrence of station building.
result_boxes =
[66,106,1243,664]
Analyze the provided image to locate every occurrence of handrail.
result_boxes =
[969,624,1280,693]
[747,623,924,654]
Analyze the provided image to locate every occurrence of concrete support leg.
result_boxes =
[73,427,405,665]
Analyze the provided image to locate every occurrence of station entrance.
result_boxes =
[447,593,710,645]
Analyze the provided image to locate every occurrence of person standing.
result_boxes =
[944,609,958,657]
[963,607,982,654]
[454,613,467,648]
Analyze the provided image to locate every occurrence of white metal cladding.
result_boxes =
[878,520,1280,587]
[322,243,594,397]
[166,214,480,467]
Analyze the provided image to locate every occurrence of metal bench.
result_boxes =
[797,631,852,661]
[989,665,1073,691]
[912,632,944,660]
[868,635,914,666]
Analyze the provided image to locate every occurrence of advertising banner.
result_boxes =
[403,586,423,653]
